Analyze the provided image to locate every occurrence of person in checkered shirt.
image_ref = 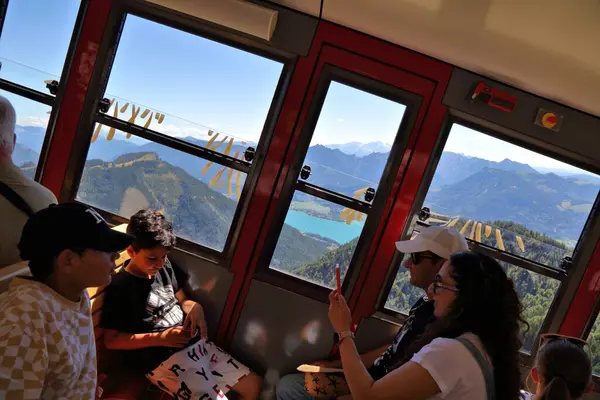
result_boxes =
[0,203,133,399]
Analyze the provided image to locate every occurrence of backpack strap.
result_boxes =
[456,337,495,400]
[0,181,35,217]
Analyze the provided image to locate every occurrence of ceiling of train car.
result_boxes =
[269,0,600,118]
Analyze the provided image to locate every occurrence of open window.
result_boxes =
[382,122,600,353]
[256,63,425,300]
[0,0,82,180]
[72,13,286,257]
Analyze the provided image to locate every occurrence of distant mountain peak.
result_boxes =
[324,141,392,157]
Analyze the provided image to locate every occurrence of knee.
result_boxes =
[245,372,262,394]
[276,374,306,399]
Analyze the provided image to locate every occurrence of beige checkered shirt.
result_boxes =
[0,278,97,399]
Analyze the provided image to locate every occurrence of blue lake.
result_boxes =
[285,210,365,244]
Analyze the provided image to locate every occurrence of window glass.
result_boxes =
[500,261,560,353]
[269,192,366,288]
[76,126,246,251]
[104,16,283,150]
[0,0,81,92]
[301,81,406,198]
[1,90,52,178]
[588,317,600,375]
[423,124,599,269]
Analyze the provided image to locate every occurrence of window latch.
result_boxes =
[244,147,256,162]
[98,98,112,113]
[300,165,311,180]
[560,256,573,273]
[45,80,59,95]
[418,207,431,222]
[364,187,375,202]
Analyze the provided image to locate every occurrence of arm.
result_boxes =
[104,329,162,350]
[0,327,47,398]
[175,289,196,314]
[328,291,440,400]
[360,344,388,367]
[104,328,190,350]
[175,289,208,339]
[339,338,440,400]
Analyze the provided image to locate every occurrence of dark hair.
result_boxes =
[127,209,176,251]
[399,251,527,399]
[537,339,591,400]
[28,248,85,282]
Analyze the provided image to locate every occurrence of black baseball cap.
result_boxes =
[18,203,134,260]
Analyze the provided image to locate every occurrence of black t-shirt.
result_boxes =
[101,258,193,371]
[367,297,435,380]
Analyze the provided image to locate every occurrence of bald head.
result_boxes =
[0,96,16,159]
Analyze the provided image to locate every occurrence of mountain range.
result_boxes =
[13,125,600,242]
[327,141,392,157]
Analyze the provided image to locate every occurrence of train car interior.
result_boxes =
[1,0,599,398]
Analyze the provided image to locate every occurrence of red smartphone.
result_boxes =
[335,264,341,293]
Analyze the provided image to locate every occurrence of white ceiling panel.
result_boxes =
[269,0,600,117]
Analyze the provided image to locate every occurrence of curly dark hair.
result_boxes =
[398,251,528,400]
[537,339,591,400]
[127,209,176,251]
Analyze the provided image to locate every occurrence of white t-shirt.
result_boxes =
[410,333,490,400]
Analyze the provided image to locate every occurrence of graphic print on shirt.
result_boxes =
[145,284,184,329]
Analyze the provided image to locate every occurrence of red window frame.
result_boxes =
[217,22,452,345]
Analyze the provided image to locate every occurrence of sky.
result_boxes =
[0,0,595,177]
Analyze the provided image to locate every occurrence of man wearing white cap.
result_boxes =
[276,226,469,400]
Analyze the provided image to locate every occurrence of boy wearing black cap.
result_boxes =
[0,203,133,399]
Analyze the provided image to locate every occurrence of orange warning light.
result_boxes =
[541,112,558,128]
[535,108,563,132]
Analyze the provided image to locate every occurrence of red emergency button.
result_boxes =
[541,112,558,129]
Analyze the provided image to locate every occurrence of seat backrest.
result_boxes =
[0,261,31,294]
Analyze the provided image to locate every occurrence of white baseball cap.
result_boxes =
[395,226,469,259]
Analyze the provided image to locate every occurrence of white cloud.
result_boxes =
[159,123,183,137]
[17,115,49,127]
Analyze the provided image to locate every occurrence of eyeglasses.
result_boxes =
[410,252,438,265]
[539,333,587,351]
[432,274,459,295]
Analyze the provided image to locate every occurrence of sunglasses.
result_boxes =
[539,333,587,351]
[432,274,459,295]
[410,252,439,265]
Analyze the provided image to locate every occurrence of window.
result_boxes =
[103,16,282,151]
[0,0,82,178]
[1,90,52,177]
[75,15,284,254]
[384,122,599,352]
[78,127,247,251]
[265,78,410,289]
[587,317,600,375]
[0,0,80,91]
[424,124,598,267]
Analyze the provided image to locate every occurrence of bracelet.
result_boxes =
[337,330,355,344]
